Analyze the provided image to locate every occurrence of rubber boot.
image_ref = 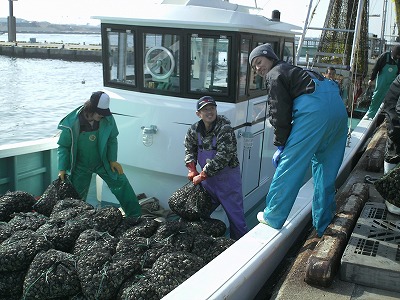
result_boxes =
[384,161,397,174]
[385,200,400,215]
[383,161,400,215]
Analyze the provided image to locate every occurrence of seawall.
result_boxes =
[0,41,102,62]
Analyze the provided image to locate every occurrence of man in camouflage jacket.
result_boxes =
[184,96,248,240]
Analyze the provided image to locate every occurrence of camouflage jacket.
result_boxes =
[184,115,240,177]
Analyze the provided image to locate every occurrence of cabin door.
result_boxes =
[240,99,268,196]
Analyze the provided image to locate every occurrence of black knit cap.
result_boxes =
[248,43,279,66]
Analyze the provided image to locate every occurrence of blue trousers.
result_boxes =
[263,79,348,236]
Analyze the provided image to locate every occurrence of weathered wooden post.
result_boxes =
[8,0,17,42]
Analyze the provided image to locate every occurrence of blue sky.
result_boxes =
[0,0,394,38]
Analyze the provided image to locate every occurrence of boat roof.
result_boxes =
[92,0,301,37]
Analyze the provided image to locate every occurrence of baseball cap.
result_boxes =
[197,96,217,111]
[90,91,111,116]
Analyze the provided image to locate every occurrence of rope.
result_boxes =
[22,256,77,300]
[95,262,110,299]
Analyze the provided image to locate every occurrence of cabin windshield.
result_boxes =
[107,29,136,86]
[102,24,294,103]
[190,35,229,94]
[144,33,180,91]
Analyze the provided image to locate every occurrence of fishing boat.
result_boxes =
[0,0,376,299]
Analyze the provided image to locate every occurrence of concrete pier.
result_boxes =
[0,41,102,62]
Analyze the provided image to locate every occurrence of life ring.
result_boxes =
[144,46,175,80]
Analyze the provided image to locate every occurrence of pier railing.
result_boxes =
[0,41,102,62]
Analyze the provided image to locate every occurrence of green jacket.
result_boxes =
[57,106,119,179]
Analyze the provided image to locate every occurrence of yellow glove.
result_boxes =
[58,170,66,181]
[110,161,124,174]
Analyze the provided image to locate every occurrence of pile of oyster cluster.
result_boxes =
[0,181,234,299]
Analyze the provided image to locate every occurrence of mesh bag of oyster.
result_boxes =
[374,163,400,209]
[33,175,81,217]
[168,182,212,221]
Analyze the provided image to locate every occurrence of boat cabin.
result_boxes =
[99,0,298,102]
[94,0,301,224]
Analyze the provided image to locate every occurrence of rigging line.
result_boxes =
[309,0,322,26]
[349,49,360,124]
[303,0,321,37]
[260,0,270,9]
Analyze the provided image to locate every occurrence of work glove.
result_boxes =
[272,146,284,168]
[110,161,124,174]
[186,161,199,181]
[193,171,207,185]
[58,170,66,181]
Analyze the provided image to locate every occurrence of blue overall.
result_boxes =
[263,77,348,236]
[367,54,399,118]
[197,135,248,240]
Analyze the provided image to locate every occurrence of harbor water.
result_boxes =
[0,33,103,145]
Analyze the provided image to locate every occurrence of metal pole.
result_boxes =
[296,0,313,64]
[349,0,364,74]
[8,0,17,42]
[380,0,388,53]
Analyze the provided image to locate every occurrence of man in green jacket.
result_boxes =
[57,91,141,218]
[365,45,400,119]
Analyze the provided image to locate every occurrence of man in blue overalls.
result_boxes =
[249,43,348,237]
[184,96,248,240]
[365,45,400,119]
[57,91,141,218]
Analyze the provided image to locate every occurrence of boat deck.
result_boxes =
[266,124,400,300]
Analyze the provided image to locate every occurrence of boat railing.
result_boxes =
[0,137,58,197]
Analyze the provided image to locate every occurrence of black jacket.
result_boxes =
[382,74,400,117]
[265,61,320,146]
[370,52,400,81]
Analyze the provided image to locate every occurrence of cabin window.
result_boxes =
[107,29,135,86]
[283,41,294,64]
[143,33,180,92]
[249,70,265,91]
[248,42,264,92]
[190,35,229,94]
[239,38,251,96]
[248,41,279,92]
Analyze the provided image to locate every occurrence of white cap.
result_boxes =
[90,91,111,116]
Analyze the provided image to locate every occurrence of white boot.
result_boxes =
[382,162,400,214]
[384,161,397,174]
[385,200,400,215]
